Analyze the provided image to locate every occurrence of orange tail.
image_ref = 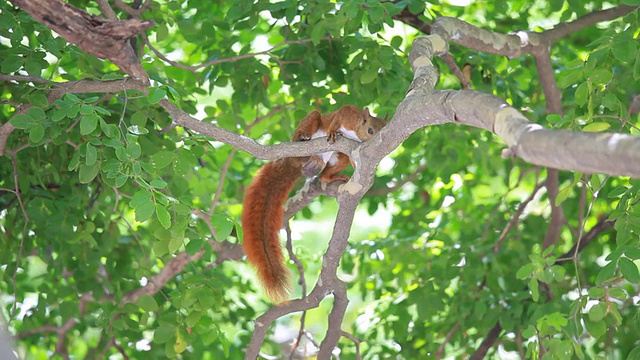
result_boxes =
[241,158,302,302]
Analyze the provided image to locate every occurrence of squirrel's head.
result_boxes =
[357,107,387,140]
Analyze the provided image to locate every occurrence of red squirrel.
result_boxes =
[241,105,387,302]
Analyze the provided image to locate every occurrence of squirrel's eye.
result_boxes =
[368,127,374,135]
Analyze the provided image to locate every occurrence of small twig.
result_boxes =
[289,311,308,360]
[9,153,29,321]
[141,33,200,76]
[493,181,544,254]
[147,37,332,72]
[435,322,461,360]
[284,223,310,360]
[470,323,502,360]
[95,0,117,20]
[0,74,50,84]
[340,331,363,360]
[285,220,307,297]
[113,0,150,17]
[516,327,525,359]
[441,54,471,89]
[542,169,567,249]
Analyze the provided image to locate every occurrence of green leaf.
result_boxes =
[79,104,94,115]
[529,277,539,302]
[152,151,175,169]
[390,35,402,49]
[584,317,606,339]
[51,107,68,122]
[156,204,171,229]
[131,111,148,127]
[558,68,583,88]
[126,142,142,159]
[588,302,607,322]
[589,69,612,85]
[588,287,604,299]
[168,235,182,254]
[574,82,588,107]
[28,93,49,107]
[85,143,98,166]
[80,114,99,135]
[625,247,640,260]
[11,114,37,129]
[618,257,640,283]
[522,325,536,338]
[68,151,81,171]
[555,185,572,206]
[602,93,621,111]
[310,20,326,45]
[615,217,633,246]
[100,119,119,138]
[131,191,154,222]
[546,114,562,123]
[516,263,533,279]
[174,328,187,353]
[595,261,616,285]
[611,32,637,64]
[211,214,234,241]
[583,122,610,132]
[115,146,127,161]
[186,311,202,328]
[137,294,159,312]
[78,163,100,183]
[29,124,45,142]
[360,67,378,84]
[185,238,204,256]
[627,346,640,360]
[147,88,166,104]
[130,190,152,208]
[135,202,155,222]
[608,288,627,301]
[1,55,23,73]
[608,186,629,198]
[154,325,175,344]
[635,49,640,80]
[150,179,167,189]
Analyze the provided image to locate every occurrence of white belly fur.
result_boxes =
[339,126,361,141]
[311,127,362,166]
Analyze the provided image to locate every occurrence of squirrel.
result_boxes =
[241,105,387,302]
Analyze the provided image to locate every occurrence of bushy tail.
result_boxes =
[241,158,302,302]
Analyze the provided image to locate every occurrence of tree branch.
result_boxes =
[8,0,153,82]
[545,5,638,42]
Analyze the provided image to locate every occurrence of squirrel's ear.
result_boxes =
[363,107,371,122]
[384,113,389,122]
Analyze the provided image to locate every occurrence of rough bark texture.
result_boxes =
[8,0,153,82]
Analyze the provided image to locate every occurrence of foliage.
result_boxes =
[1,0,639,359]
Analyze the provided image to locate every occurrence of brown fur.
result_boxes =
[241,106,387,302]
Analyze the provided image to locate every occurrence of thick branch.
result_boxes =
[404,36,640,178]
[545,5,638,42]
[8,0,153,81]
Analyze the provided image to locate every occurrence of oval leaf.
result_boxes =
[583,122,610,132]
[136,294,159,312]
[78,163,100,184]
[156,204,171,229]
[618,257,640,283]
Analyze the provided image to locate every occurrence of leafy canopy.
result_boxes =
[1,0,639,359]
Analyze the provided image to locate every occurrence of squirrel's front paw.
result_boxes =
[327,132,339,143]
[293,131,312,142]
